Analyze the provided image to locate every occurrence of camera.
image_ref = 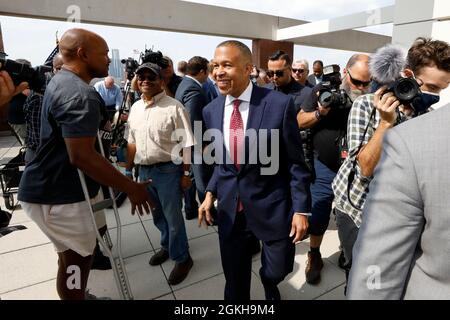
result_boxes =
[140,49,169,69]
[318,64,352,109]
[121,57,139,80]
[0,57,52,94]
[384,77,421,105]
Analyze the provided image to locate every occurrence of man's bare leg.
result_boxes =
[56,249,93,300]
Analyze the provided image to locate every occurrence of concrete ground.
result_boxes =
[0,133,345,300]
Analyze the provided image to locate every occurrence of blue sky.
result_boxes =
[0,0,394,72]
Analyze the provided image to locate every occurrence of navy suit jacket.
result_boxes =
[175,77,208,130]
[202,77,219,104]
[202,84,311,241]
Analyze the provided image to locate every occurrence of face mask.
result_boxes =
[412,91,440,114]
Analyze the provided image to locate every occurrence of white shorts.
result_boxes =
[21,194,106,257]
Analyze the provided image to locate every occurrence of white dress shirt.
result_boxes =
[223,81,253,156]
[185,75,202,88]
[222,81,310,217]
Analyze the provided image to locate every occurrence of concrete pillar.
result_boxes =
[392,0,450,108]
[252,39,294,70]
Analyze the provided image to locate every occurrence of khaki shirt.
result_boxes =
[127,91,195,165]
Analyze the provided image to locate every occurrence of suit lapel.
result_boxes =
[240,86,266,174]
[209,96,237,173]
[246,86,266,131]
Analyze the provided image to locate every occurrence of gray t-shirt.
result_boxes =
[18,69,111,204]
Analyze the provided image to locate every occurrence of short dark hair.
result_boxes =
[186,56,209,76]
[177,61,187,73]
[216,40,253,64]
[406,37,450,74]
[163,56,173,67]
[313,60,323,67]
[207,60,214,74]
[269,50,292,67]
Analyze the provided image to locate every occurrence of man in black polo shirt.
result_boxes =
[267,50,312,112]
[298,54,371,285]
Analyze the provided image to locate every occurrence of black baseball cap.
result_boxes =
[136,62,161,76]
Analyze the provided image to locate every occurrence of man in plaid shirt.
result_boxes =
[332,38,449,293]
[23,54,63,163]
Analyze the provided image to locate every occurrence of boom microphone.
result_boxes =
[369,44,406,85]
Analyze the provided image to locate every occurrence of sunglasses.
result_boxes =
[267,69,286,78]
[347,71,371,87]
[292,68,305,74]
[137,74,158,82]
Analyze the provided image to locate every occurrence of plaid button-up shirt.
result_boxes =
[24,91,44,151]
[332,94,410,227]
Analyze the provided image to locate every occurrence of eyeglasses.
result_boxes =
[292,68,305,74]
[266,68,287,78]
[137,74,158,82]
[347,70,371,87]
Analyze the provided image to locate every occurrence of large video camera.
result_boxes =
[140,49,169,69]
[318,64,352,110]
[0,57,52,94]
[121,57,139,81]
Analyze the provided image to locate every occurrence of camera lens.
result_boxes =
[393,78,419,102]
[319,90,334,108]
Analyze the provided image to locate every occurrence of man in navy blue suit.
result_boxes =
[198,40,311,300]
[202,60,220,103]
[175,56,215,220]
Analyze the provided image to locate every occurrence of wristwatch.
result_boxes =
[183,170,190,177]
[315,109,324,121]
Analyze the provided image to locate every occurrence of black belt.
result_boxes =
[140,161,174,168]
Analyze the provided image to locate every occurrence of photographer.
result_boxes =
[298,54,371,285]
[7,59,32,145]
[23,54,63,163]
[0,71,28,108]
[332,38,450,293]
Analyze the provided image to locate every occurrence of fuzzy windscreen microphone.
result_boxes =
[369,44,407,85]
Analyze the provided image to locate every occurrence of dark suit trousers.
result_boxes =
[219,212,295,300]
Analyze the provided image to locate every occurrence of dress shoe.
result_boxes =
[264,284,281,301]
[305,251,324,285]
[149,249,169,266]
[168,255,193,285]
